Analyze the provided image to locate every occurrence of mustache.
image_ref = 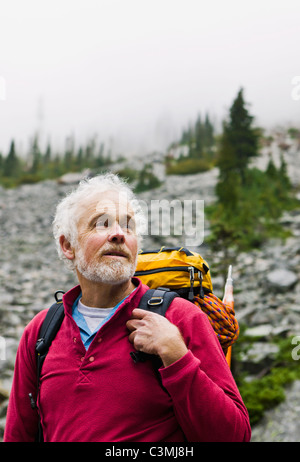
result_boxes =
[99,245,132,259]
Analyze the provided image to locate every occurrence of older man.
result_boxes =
[4,173,251,442]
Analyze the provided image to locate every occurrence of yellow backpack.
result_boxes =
[134,246,239,354]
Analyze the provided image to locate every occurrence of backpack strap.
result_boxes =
[32,292,65,442]
[35,300,65,376]
[130,287,179,364]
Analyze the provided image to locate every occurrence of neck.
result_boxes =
[76,273,136,308]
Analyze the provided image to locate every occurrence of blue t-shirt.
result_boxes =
[72,291,134,350]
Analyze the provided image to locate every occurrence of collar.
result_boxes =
[62,277,143,317]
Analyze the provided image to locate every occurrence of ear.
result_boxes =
[59,235,75,260]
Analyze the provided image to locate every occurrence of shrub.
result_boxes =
[166,157,212,175]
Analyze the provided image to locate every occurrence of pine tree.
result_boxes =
[30,136,42,174]
[75,147,83,171]
[279,153,291,189]
[95,143,105,167]
[194,115,203,158]
[204,113,214,149]
[207,89,260,254]
[44,143,51,165]
[3,140,20,177]
[266,156,277,180]
[219,88,259,185]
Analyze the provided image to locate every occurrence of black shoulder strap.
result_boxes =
[32,295,65,443]
[36,301,65,369]
[138,287,179,315]
[130,287,179,364]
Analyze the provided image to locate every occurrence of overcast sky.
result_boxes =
[0,0,300,156]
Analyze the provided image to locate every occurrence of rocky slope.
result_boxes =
[0,143,299,441]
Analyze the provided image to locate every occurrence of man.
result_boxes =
[4,173,251,442]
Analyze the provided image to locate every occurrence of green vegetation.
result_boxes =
[232,330,300,426]
[164,88,299,257]
[114,166,138,184]
[0,136,162,193]
[206,88,299,255]
[165,157,212,175]
[135,163,162,193]
[0,136,114,188]
[165,113,216,175]
[203,89,300,427]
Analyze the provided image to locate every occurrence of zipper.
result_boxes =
[134,266,201,277]
[134,266,204,300]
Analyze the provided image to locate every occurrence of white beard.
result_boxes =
[74,246,137,284]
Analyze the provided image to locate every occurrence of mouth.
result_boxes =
[102,251,128,258]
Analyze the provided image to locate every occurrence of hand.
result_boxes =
[126,308,188,367]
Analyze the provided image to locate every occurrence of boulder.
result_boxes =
[266,269,298,292]
[244,324,273,339]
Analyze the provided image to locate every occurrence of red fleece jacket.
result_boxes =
[4,278,251,442]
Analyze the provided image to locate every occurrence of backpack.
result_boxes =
[31,246,239,441]
[134,246,239,353]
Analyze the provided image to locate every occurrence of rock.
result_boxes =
[266,269,298,292]
[251,380,300,442]
[239,342,280,374]
[57,169,92,185]
[235,305,258,322]
[244,324,273,338]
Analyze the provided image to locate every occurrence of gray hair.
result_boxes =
[52,172,146,270]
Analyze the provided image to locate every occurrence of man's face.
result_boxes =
[73,190,138,284]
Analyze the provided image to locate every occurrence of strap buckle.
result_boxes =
[147,287,170,306]
[147,296,164,306]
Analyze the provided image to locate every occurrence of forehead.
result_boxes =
[77,189,134,222]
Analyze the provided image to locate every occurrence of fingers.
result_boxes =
[130,308,151,319]
[126,318,142,332]
[126,309,155,349]
[126,320,145,348]
[126,308,155,332]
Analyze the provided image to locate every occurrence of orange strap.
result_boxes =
[225,346,232,367]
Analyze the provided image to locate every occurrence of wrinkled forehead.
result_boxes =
[76,189,135,223]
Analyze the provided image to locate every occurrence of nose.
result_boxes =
[107,221,125,244]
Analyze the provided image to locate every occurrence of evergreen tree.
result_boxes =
[208,89,262,254]
[95,142,105,168]
[84,141,94,168]
[266,156,277,180]
[3,140,20,177]
[208,91,297,254]
[194,115,203,158]
[279,153,291,189]
[135,164,161,192]
[215,128,241,212]
[44,143,51,165]
[30,136,42,174]
[218,88,259,185]
[75,147,83,171]
[204,113,214,148]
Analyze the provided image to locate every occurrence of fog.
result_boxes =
[1,0,300,156]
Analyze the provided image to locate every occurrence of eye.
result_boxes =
[120,217,136,232]
[95,216,109,228]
